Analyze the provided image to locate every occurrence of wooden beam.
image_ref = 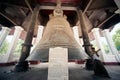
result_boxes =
[88,7,117,11]
[1,3,77,11]
[19,8,27,17]
[97,14,116,28]
[25,0,33,13]
[0,12,18,25]
[0,3,27,17]
[0,3,28,9]
[83,0,93,15]
[40,5,77,11]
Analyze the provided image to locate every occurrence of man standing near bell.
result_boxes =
[92,47,110,78]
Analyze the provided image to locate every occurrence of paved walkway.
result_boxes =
[0,63,120,80]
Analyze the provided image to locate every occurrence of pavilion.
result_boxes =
[0,0,120,80]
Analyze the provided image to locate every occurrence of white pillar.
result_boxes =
[80,38,84,46]
[72,26,85,51]
[102,29,120,62]
[31,25,44,53]
[0,27,11,47]
[36,25,44,44]
[32,37,36,46]
[92,28,106,61]
[72,26,81,45]
[6,26,23,62]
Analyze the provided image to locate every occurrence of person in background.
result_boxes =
[92,47,110,78]
[92,47,100,60]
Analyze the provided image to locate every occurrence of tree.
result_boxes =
[112,29,120,51]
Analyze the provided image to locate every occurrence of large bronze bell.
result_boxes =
[28,6,88,61]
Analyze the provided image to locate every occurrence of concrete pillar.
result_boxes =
[72,26,85,51]
[32,37,36,46]
[102,29,120,62]
[31,25,44,52]
[72,26,81,45]
[91,28,106,61]
[6,26,23,62]
[36,25,44,44]
[79,38,84,50]
[0,27,11,47]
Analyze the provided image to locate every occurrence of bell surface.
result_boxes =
[28,8,88,61]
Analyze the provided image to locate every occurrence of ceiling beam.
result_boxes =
[97,13,116,28]
[40,5,77,11]
[0,12,18,26]
[25,0,33,13]
[19,8,27,17]
[0,3,28,9]
[83,0,93,15]
[88,7,117,11]
[0,3,77,11]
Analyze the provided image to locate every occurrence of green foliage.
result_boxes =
[112,29,120,51]
[103,44,109,53]
[14,39,24,54]
[0,38,24,55]
[0,39,9,54]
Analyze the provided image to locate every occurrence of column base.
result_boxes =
[14,61,29,72]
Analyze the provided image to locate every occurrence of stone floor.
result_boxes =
[0,63,120,80]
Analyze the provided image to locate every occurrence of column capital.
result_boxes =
[0,27,11,48]
[72,26,78,29]
[91,28,100,32]
[115,9,120,14]
[102,29,109,33]
[2,27,11,31]
[102,29,109,34]
[15,26,24,31]
[38,25,44,29]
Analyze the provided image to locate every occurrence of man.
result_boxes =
[92,47,100,60]
[92,47,110,78]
